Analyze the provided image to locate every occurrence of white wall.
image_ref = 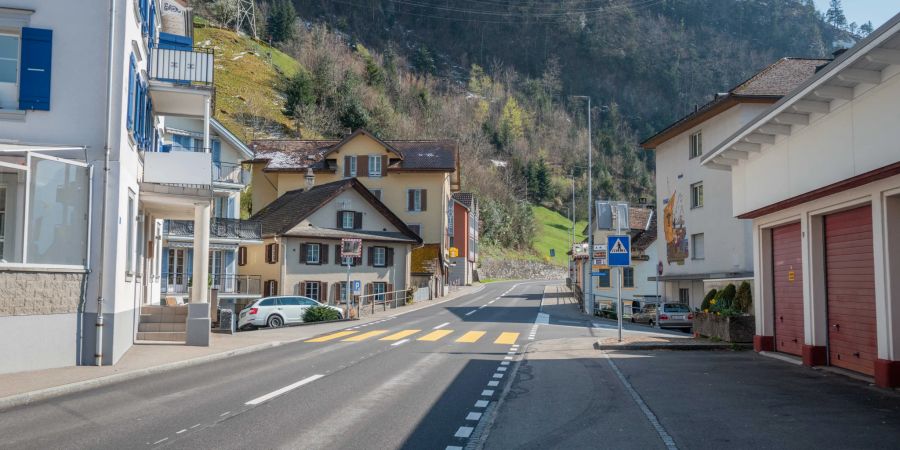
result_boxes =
[733,66,900,216]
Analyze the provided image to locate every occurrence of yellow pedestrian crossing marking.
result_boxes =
[417,330,454,341]
[380,329,421,341]
[343,330,389,341]
[456,331,486,343]
[305,330,358,342]
[494,332,519,345]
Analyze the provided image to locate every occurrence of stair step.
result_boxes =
[136,331,186,342]
[138,322,187,332]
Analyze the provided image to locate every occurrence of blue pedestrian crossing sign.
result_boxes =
[607,235,631,267]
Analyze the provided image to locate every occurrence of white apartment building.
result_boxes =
[0,0,222,374]
[641,57,829,309]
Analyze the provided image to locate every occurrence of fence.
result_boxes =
[162,273,261,296]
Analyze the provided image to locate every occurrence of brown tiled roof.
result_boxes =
[641,57,831,148]
[451,192,475,209]
[249,178,421,243]
[248,130,458,173]
[631,211,657,252]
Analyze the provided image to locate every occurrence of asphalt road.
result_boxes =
[0,281,556,450]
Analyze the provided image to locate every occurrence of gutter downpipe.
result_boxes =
[95,0,117,366]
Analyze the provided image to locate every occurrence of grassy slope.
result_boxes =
[531,206,586,267]
[194,25,307,142]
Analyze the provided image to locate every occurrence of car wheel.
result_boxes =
[267,315,284,328]
[648,320,654,327]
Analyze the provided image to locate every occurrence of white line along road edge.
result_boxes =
[245,374,325,406]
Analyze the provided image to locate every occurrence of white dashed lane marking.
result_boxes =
[433,322,450,329]
[455,427,474,438]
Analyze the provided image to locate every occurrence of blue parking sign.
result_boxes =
[607,235,631,266]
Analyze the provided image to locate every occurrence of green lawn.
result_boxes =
[531,206,586,267]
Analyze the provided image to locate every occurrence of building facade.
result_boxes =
[641,57,829,309]
[450,192,478,286]
[702,14,900,387]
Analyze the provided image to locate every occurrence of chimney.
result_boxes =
[304,167,315,190]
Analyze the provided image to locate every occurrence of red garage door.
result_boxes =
[772,222,804,356]
[825,205,877,376]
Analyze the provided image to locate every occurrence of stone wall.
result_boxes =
[0,271,85,316]
[477,257,566,282]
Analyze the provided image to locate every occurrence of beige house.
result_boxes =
[247,129,460,296]
[242,177,422,304]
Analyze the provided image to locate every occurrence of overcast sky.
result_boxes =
[813,1,897,28]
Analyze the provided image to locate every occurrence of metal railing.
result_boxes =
[162,273,261,295]
[213,162,247,185]
[356,289,411,316]
[149,46,214,86]
[163,217,262,240]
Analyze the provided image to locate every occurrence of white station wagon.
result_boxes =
[238,296,343,329]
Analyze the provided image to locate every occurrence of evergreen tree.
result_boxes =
[267,0,297,43]
[412,46,436,77]
[859,21,874,36]
[283,69,315,117]
[825,0,847,29]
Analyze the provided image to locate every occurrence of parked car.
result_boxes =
[238,296,343,330]
[632,303,693,329]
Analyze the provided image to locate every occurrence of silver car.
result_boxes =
[632,303,693,329]
[238,296,343,329]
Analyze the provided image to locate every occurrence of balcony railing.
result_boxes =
[213,162,247,185]
[164,218,262,240]
[162,273,261,296]
[149,46,214,86]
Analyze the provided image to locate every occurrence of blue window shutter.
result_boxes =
[224,250,235,276]
[186,249,193,280]
[212,140,221,164]
[19,28,53,111]
[227,196,235,219]
[127,57,135,130]
[161,248,169,275]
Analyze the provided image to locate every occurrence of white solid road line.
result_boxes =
[465,310,476,316]
[604,353,679,450]
[434,322,450,329]
[391,339,410,347]
[245,374,325,406]
[152,438,168,445]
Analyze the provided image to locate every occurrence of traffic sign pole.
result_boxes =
[608,229,631,343]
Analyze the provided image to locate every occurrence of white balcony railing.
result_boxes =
[149,46,214,86]
[143,151,212,187]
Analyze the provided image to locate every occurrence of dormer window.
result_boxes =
[689,131,702,159]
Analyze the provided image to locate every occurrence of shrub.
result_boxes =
[734,281,752,312]
[721,284,737,302]
[405,286,415,305]
[303,306,340,323]
[701,289,717,311]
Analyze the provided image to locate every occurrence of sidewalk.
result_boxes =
[0,283,484,410]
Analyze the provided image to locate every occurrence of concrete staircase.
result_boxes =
[137,305,187,342]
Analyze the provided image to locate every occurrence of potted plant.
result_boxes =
[692,282,754,343]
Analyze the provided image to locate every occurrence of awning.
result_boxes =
[647,271,753,282]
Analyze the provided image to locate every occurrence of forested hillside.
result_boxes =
[193,0,863,255]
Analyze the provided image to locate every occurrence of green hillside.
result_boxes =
[531,206,586,267]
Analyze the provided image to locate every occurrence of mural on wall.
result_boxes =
[663,191,689,264]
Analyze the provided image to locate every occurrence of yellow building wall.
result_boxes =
[243,238,285,294]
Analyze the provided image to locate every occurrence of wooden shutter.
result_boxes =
[421,190,427,211]
[344,156,351,176]
[321,244,329,264]
[357,156,366,178]
[387,283,394,302]
[337,210,343,227]
[366,283,373,296]
[354,255,361,266]
[238,246,247,266]
[354,212,363,230]
[381,155,388,176]
[300,243,308,264]
[19,28,53,111]
[387,248,394,266]
[408,190,415,211]
[368,247,374,266]
[320,282,327,303]
[335,244,341,264]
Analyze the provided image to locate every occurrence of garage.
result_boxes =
[772,222,804,356]
[825,205,877,376]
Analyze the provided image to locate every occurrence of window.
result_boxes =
[0,33,19,109]
[691,233,705,260]
[370,189,383,201]
[165,249,186,290]
[407,224,421,237]
[691,182,703,208]
[372,247,386,267]
[344,155,357,177]
[341,211,355,229]
[304,281,320,301]
[238,246,247,266]
[306,243,321,264]
[373,282,387,302]
[623,267,634,288]
[408,189,426,212]
[264,280,278,297]
[689,131,702,159]
[259,298,276,307]
[368,155,382,176]
[596,269,611,288]
[209,250,224,278]
[679,288,690,304]
[126,192,136,276]
[265,243,279,264]
[338,281,348,303]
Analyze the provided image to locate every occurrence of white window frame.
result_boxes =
[347,155,357,177]
[125,190,136,278]
[373,282,386,302]
[304,281,320,301]
[0,152,93,270]
[370,189,382,201]
[306,243,321,264]
[679,288,690,304]
[692,233,705,260]
[689,131,702,159]
[373,246,386,267]
[369,155,382,177]
[341,211,355,229]
[691,182,703,209]
[0,32,20,109]
[409,189,423,212]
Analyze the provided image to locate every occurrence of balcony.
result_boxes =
[148,46,214,117]
[213,162,248,186]
[164,217,262,241]
[162,273,262,297]
[143,151,212,187]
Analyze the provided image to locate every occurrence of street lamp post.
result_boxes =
[572,96,592,315]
